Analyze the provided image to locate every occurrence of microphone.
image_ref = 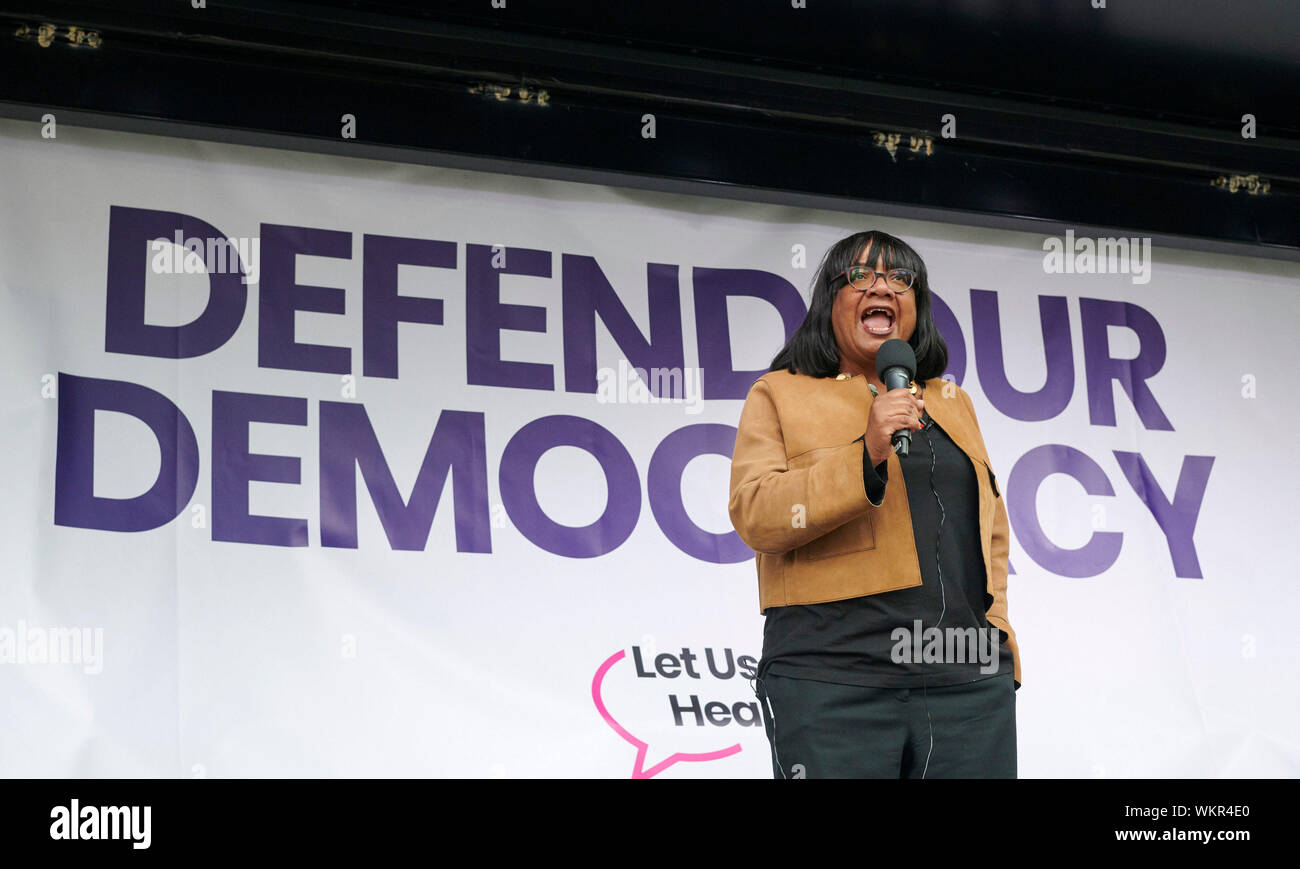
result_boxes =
[875,339,918,458]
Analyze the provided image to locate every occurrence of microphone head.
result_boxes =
[875,338,917,381]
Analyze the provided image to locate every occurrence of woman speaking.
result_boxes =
[728,230,1020,779]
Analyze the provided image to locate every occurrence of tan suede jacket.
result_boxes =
[728,369,1021,688]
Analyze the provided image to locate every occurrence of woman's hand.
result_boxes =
[864,389,924,466]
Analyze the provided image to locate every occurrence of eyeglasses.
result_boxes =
[832,265,916,294]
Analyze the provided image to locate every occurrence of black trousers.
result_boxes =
[754,671,1017,778]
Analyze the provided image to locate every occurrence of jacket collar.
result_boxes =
[830,373,980,461]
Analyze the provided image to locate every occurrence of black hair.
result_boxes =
[768,230,948,381]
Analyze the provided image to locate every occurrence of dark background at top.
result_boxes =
[335,0,1299,130]
[1,0,1297,257]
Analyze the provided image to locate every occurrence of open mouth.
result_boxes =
[860,304,895,336]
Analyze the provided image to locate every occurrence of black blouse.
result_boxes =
[757,410,1014,688]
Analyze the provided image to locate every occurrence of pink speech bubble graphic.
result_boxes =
[592,649,743,778]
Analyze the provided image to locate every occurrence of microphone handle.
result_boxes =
[881,366,914,458]
[892,427,911,458]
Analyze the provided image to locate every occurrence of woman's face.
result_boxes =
[830,242,918,376]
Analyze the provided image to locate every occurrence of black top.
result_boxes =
[758,410,1014,688]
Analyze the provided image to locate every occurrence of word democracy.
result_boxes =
[50,206,1212,577]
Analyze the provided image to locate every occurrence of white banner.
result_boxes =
[1,117,1297,777]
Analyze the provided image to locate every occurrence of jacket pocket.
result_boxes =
[798,512,877,561]
[983,459,1000,498]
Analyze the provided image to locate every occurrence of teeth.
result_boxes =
[861,306,894,334]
